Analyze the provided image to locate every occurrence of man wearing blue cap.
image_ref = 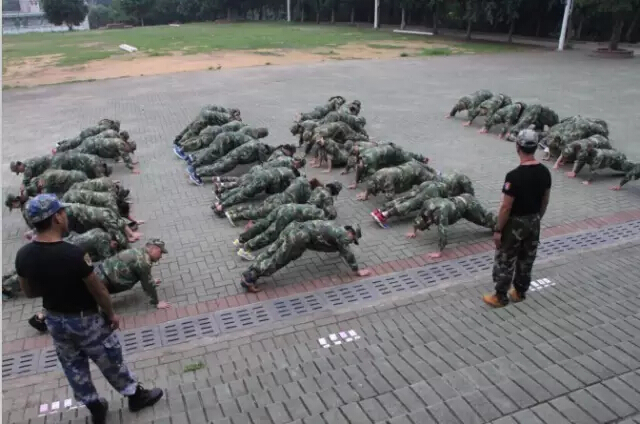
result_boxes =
[14,194,163,424]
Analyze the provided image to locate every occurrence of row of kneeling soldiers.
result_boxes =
[4,119,172,334]
[448,89,640,190]
[171,98,501,293]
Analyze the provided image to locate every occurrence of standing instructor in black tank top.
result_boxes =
[483,129,552,307]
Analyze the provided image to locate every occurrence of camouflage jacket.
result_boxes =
[507,104,559,135]
[225,140,273,164]
[452,90,493,113]
[262,177,312,206]
[197,131,254,159]
[573,149,628,176]
[367,161,436,199]
[58,122,120,150]
[414,195,474,251]
[20,155,53,187]
[25,169,88,197]
[440,172,475,196]
[65,229,114,262]
[471,94,512,119]
[78,138,134,169]
[321,138,350,166]
[541,116,610,157]
[307,186,337,219]
[263,203,328,228]
[299,98,344,121]
[98,248,158,305]
[65,203,128,248]
[69,177,118,193]
[560,135,611,163]
[62,190,119,214]
[189,111,236,135]
[320,112,367,135]
[388,181,451,206]
[338,101,361,116]
[51,152,105,174]
[283,220,358,271]
[356,144,404,177]
[315,122,367,143]
[290,120,319,137]
[484,103,526,131]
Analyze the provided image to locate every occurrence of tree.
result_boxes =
[576,0,637,50]
[41,0,89,30]
[119,0,155,25]
[399,0,414,29]
[88,3,116,28]
[429,0,444,34]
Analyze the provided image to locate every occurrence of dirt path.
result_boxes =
[3,41,458,87]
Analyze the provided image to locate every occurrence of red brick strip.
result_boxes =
[4,208,640,355]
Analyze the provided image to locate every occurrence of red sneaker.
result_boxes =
[371,209,387,228]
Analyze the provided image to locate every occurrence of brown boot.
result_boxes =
[482,294,508,308]
[508,288,525,303]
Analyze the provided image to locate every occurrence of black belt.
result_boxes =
[46,308,99,317]
[98,263,113,286]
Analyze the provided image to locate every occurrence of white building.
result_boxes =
[3,0,90,34]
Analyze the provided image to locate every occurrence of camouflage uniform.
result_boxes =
[540,116,609,158]
[314,121,369,143]
[65,203,130,249]
[242,220,360,285]
[352,144,421,182]
[319,111,367,136]
[239,204,330,252]
[448,90,493,117]
[69,178,128,200]
[413,194,497,251]
[572,148,627,181]
[25,169,88,197]
[467,94,512,124]
[556,135,611,165]
[188,130,263,167]
[338,100,361,116]
[505,104,560,138]
[51,152,111,179]
[290,120,319,146]
[76,138,135,170]
[191,141,274,178]
[227,177,313,221]
[62,190,121,215]
[178,122,249,151]
[96,247,165,305]
[365,160,436,200]
[175,111,241,145]
[306,184,342,220]
[618,163,640,188]
[380,174,474,219]
[173,105,240,145]
[56,120,121,152]
[13,155,53,187]
[297,96,346,122]
[317,138,351,168]
[217,167,299,209]
[482,102,527,133]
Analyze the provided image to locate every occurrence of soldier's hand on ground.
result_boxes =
[493,232,502,248]
[348,183,357,189]
[136,220,146,225]
[610,185,622,191]
[582,181,591,185]
[322,169,331,173]
[109,314,121,330]
[463,122,472,127]
[357,269,371,277]
[132,160,140,165]
[445,114,452,119]
[406,232,417,239]
[154,278,161,286]
[428,252,442,259]
[156,301,171,309]
[478,128,488,134]
[132,169,141,175]
[565,172,576,178]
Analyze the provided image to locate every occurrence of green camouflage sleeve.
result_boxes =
[137,266,159,305]
[22,168,33,188]
[121,151,134,170]
[95,237,113,261]
[572,155,587,174]
[413,214,428,231]
[436,211,449,252]
[337,242,359,272]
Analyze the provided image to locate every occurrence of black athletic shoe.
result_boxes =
[28,314,48,332]
[86,398,108,424]
[128,384,163,412]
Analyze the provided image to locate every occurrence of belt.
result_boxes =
[46,308,99,317]
[97,263,113,286]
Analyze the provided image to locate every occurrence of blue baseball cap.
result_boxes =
[26,194,69,224]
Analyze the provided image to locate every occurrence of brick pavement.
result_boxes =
[3,234,640,423]
[3,49,640,346]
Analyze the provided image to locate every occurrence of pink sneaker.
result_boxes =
[370,209,387,228]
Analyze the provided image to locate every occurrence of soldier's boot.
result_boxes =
[86,398,108,424]
[128,384,163,412]
[482,294,508,308]
[233,238,243,248]
[173,145,187,160]
[508,288,525,303]
[237,248,255,261]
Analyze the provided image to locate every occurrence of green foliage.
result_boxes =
[119,0,156,25]
[41,0,89,29]
[88,5,118,29]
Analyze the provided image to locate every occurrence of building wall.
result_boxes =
[2,12,90,34]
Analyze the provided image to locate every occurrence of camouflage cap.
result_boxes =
[516,129,539,149]
[5,193,21,210]
[293,155,306,167]
[344,224,362,245]
[146,238,168,254]
[326,181,343,196]
[26,194,69,224]
[9,161,22,173]
[127,140,137,151]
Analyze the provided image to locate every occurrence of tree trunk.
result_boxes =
[316,10,320,23]
[609,16,624,50]
[507,19,515,43]
[466,18,472,40]
[400,7,406,29]
[331,7,335,23]
[350,6,355,23]
[432,2,438,34]
[140,16,144,26]
[227,7,231,20]
[576,16,583,40]
[535,17,541,37]
[258,6,263,19]
[407,10,411,25]
[300,1,304,22]
[625,9,640,42]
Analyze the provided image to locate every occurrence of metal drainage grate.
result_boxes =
[38,348,59,373]
[323,283,376,307]
[2,351,39,379]
[371,273,423,296]
[121,327,162,355]
[216,305,272,332]
[415,263,464,285]
[160,315,220,346]
[272,294,326,319]
[456,253,494,274]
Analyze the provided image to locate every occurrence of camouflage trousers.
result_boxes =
[241,214,312,251]
[191,148,226,168]
[620,164,640,187]
[382,194,425,218]
[220,181,275,208]
[229,199,286,222]
[45,312,138,404]
[57,137,84,152]
[492,214,541,300]
[195,157,241,177]
[243,231,310,284]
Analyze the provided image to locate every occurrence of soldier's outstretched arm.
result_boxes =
[437,216,449,252]
[615,165,640,189]
[138,269,160,306]
[337,244,359,272]
[569,156,587,176]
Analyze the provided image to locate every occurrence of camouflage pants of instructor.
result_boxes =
[45,312,138,404]
[492,214,540,302]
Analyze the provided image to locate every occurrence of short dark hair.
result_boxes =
[517,144,537,155]
[32,215,54,232]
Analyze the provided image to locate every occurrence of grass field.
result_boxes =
[2,22,522,87]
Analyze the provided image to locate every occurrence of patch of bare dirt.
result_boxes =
[2,41,450,88]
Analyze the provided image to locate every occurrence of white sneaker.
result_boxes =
[237,248,255,261]
[233,239,242,248]
[225,211,236,227]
